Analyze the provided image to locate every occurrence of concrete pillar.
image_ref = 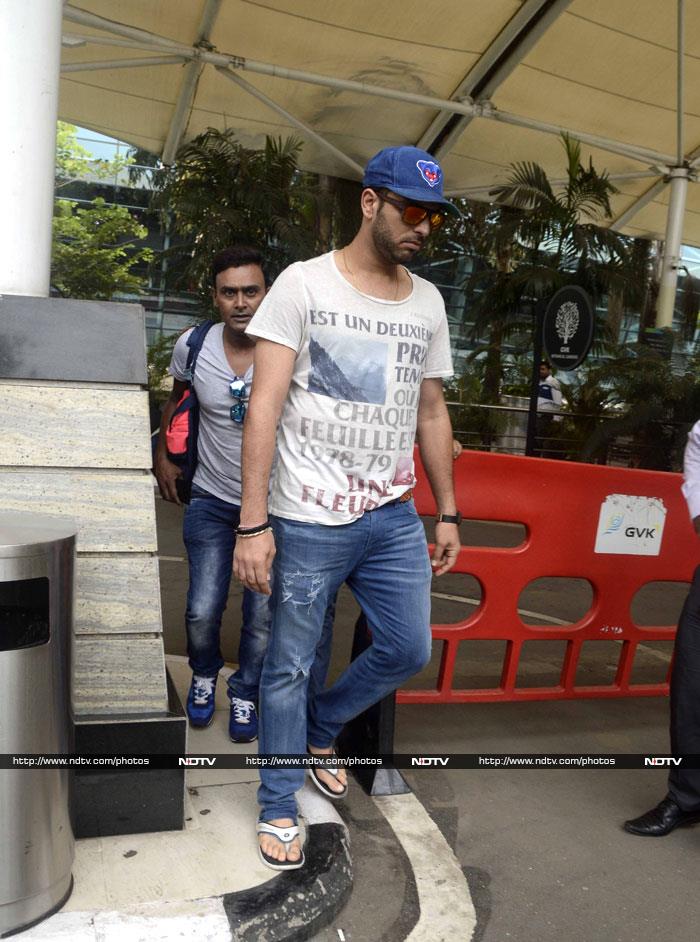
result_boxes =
[0,1,63,296]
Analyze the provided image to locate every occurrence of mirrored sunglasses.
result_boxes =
[228,378,247,424]
[379,192,446,230]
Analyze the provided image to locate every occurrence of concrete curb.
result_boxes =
[223,821,352,942]
[20,819,352,942]
[18,778,352,941]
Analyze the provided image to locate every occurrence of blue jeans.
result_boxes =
[183,485,270,702]
[258,499,433,821]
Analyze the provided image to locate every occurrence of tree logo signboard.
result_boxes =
[542,286,594,370]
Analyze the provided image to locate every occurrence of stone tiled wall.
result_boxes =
[0,297,167,716]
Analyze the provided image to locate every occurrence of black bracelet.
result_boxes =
[236,521,271,536]
[236,526,273,539]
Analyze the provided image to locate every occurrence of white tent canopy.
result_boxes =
[59,1,700,243]
[4,1,695,312]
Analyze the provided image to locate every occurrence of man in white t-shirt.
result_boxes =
[154,246,272,743]
[537,360,563,415]
[233,146,462,870]
[624,421,700,836]
[536,359,563,457]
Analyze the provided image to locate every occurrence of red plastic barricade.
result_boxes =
[406,450,697,703]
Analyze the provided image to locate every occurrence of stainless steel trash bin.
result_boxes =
[0,512,77,937]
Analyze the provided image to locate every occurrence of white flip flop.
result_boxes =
[256,821,305,871]
[308,758,348,800]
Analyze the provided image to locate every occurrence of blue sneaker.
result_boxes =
[229,696,258,743]
[187,674,217,728]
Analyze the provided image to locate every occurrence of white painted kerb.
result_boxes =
[375,792,476,942]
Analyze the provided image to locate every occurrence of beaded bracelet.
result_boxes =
[236,526,273,539]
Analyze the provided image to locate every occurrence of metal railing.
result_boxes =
[448,401,690,471]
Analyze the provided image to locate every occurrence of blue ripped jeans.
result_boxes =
[183,485,270,702]
[258,499,433,822]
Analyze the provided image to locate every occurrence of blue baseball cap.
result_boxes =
[362,146,459,214]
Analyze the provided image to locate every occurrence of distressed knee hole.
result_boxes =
[290,654,311,682]
[280,569,325,611]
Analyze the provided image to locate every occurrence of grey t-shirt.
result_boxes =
[169,323,252,505]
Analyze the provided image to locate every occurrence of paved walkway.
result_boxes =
[16,655,473,942]
[16,658,348,940]
[12,495,693,940]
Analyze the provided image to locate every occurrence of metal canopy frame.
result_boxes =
[161,0,222,164]
[60,1,695,327]
[61,4,676,169]
[61,55,187,72]
[417,0,575,159]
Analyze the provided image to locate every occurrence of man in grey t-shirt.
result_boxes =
[154,245,271,742]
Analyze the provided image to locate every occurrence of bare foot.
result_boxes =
[258,818,302,865]
[308,744,347,794]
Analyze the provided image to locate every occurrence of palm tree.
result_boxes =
[489,133,629,303]
[151,129,319,295]
[447,135,700,465]
[455,135,633,409]
[457,200,533,403]
[572,348,700,470]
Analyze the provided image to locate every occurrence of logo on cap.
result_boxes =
[416,159,441,188]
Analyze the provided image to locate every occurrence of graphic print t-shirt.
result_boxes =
[246,252,453,525]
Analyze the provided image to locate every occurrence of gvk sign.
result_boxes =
[594,494,667,557]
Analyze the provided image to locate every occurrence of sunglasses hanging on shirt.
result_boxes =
[228,378,247,424]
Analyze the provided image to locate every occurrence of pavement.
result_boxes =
[8,495,698,941]
[13,655,351,941]
[14,652,474,942]
[10,496,475,942]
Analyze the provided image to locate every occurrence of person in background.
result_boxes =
[624,420,700,836]
[536,359,563,457]
[154,245,271,743]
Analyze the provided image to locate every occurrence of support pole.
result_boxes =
[677,0,685,166]
[162,0,223,165]
[655,168,689,328]
[1,0,63,296]
[525,303,545,457]
[62,56,186,73]
[656,0,689,330]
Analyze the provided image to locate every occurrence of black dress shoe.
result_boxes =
[623,797,700,836]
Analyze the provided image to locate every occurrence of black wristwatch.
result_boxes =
[436,512,462,525]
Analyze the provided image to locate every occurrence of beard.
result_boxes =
[370,207,423,264]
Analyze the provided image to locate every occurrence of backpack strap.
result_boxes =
[183,320,216,384]
[173,320,216,502]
